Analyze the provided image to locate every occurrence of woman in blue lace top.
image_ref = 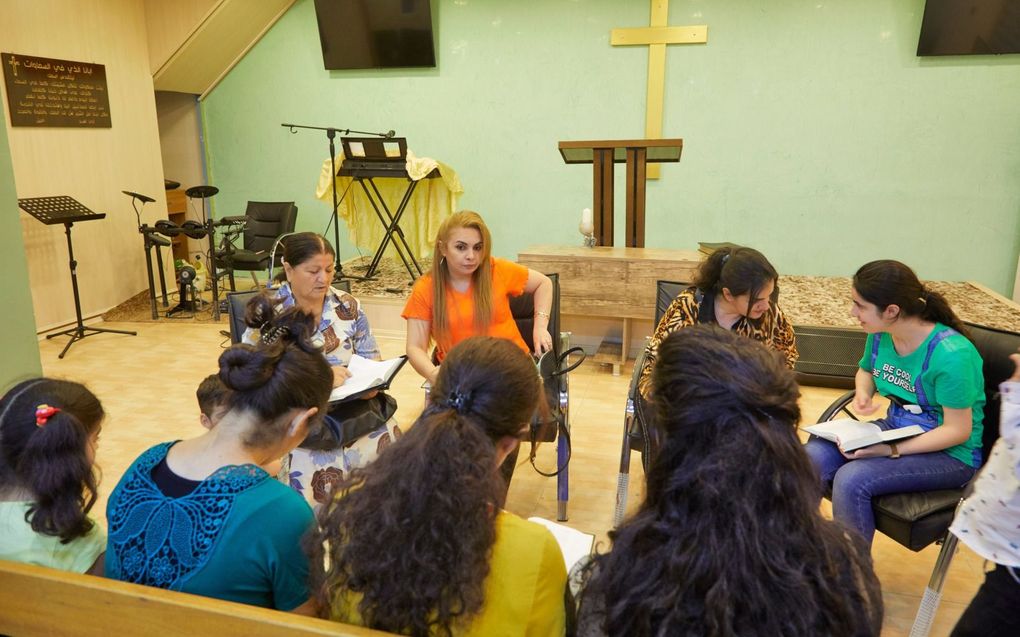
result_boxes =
[105,309,333,612]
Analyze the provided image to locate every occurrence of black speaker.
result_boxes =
[793,325,869,389]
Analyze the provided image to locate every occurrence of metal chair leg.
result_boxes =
[614,400,636,527]
[909,498,966,637]
[556,331,572,521]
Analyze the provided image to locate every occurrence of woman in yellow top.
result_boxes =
[307,336,568,636]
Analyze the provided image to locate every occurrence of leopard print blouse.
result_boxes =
[637,286,799,397]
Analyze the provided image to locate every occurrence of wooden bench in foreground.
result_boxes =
[0,560,396,637]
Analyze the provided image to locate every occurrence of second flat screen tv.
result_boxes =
[314,0,436,70]
[917,0,1020,56]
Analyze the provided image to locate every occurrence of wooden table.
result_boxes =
[519,245,703,374]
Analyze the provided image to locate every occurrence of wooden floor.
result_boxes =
[37,318,986,637]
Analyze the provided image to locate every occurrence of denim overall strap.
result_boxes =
[869,332,882,370]
[913,328,957,409]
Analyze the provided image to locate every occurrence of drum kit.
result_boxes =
[125,184,245,321]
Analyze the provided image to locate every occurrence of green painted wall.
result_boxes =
[0,117,42,387]
[203,0,1020,293]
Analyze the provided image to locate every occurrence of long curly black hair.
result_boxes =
[307,336,542,636]
[578,326,883,636]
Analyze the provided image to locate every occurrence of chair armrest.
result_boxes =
[625,337,651,402]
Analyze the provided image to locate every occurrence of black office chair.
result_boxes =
[422,273,584,520]
[613,280,688,526]
[226,279,352,345]
[217,201,298,290]
[508,273,585,521]
[814,322,1020,636]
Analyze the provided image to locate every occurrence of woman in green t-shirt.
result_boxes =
[805,259,984,546]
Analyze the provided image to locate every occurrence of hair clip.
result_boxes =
[261,325,290,345]
[446,390,474,415]
[35,404,60,427]
[721,253,731,264]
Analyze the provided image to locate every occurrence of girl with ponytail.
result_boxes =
[105,308,332,612]
[308,336,569,636]
[0,379,105,574]
[805,259,985,546]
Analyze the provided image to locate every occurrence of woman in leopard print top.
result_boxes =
[638,246,798,398]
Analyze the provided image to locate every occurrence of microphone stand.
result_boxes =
[282,123,395,283]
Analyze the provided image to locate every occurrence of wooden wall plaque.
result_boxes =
[2,53,112,128]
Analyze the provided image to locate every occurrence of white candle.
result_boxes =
[579,208,594,235]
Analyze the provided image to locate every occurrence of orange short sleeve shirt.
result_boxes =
[402,257,530,360]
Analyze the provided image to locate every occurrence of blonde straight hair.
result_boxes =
[432,211,494,351]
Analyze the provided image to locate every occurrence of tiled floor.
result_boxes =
[37,318,984,636]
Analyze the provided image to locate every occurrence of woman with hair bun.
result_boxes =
[308,336,568,636]
[0,379,105,574]
[105,308,332,612]
[637,245,797,399]
[578,326,882,637]
[805,259,984,547]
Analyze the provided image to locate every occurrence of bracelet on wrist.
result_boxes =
[535,310,550,319]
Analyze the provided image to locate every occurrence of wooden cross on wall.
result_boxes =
[611,0,707,179]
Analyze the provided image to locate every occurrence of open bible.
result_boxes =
[527,517,595,572]
[329,354,408,403]
[802,419,925,452]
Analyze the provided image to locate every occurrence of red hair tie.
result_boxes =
[35,404,60,427]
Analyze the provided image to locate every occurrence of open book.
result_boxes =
[329,354,407,402]
[802,418,925,452]
[527,517,595,572]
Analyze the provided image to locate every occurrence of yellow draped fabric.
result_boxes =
[315,151,462,260]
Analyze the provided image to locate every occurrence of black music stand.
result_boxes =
[338,136,431,283]
[19,196,137,358]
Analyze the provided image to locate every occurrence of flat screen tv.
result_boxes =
[314,0,436,70]
[917,0,1020,56]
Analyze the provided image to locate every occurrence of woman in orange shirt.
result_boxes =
[403,211,554,384]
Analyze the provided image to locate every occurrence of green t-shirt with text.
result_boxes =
[859,323,984,467]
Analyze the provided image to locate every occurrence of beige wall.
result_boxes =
[144,0,218,72]
[0,0,169,331]
[155,91,207,262]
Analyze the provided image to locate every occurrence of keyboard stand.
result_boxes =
[338,168,438,284]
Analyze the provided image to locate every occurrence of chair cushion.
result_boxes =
[225,249,269,270]
[872,489,962,551]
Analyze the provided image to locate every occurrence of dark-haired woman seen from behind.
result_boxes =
[0,379,105,574]
[578,326,882,637]
[637,245,797,399]
[308,336,568,636]
[805,260,984,547]
[105,309,332,612]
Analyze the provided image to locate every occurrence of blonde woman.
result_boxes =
[403,210,553,384]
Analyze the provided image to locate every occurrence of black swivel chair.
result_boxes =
[508,273,585,521]
[422,273,584,521]
[613,280,688,526]
[815,322,1020,636]
[218,201,298,290]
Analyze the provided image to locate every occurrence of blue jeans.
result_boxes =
[804,433,975,546]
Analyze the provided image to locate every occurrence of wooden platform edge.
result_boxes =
[0,560,395,637]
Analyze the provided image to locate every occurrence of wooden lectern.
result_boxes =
[559,139,683,247]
